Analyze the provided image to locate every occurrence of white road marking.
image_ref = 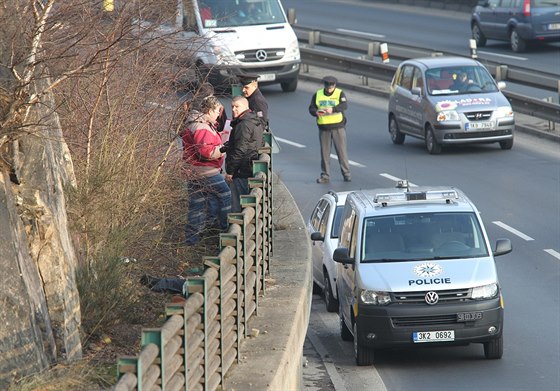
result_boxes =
[544,249,560,260]
[330,154,366,167]
[492,221,534,241]
[379,173,418,187]
[478,51,528,61]
[337,28,385,39]
[274,136,306,148]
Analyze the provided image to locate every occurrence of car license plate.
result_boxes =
[413,330,455,343]
[457,311,483,322]
[549,23,560,30]
[466,121,494,130]
[258,73,276,82]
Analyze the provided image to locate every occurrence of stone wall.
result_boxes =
[0,77,82,388]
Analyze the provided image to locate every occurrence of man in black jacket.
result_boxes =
[237,74,269,130]
[224,96,265,212]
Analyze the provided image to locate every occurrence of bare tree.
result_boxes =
[0,0,209,386]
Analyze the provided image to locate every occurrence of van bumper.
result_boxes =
[208,62,301,87]
[355,298,503,349]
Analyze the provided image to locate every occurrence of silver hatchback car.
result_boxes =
[388,56,515,154]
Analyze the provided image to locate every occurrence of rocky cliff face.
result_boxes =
[0,80,82,387]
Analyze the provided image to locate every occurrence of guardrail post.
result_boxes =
[165,303,188,391]
[544,97,556,131]
[220,230,242,364]
[287,8,296,24]
[185,277,208,391]
[469,39,478,59]
[496,65,508,81]
[141,329,164,391]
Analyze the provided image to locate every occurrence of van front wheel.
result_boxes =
[425,125,442,154]
[281,78,298,92]
[354,322,375,365]
[484,335,503,359]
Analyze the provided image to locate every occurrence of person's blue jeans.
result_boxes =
[185,173,231,245]
[230,177,250,213]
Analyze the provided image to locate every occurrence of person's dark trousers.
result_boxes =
[185,173,232,245]
[230,177,250,213]
[318,127,351,180]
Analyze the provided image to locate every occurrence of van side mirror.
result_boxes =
[333,247,354,264]
[497,81,506,90]
[493,238,512,257]
[411,87,422,96]
[310,231,324,242]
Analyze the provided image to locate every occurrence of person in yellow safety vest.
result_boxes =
[308,76,351,184]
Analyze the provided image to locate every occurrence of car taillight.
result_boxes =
[523,0,531,17]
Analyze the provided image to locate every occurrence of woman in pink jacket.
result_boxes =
[182,96,231,245]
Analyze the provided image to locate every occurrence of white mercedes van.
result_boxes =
[333,181,512,365]
[173,0,301,91]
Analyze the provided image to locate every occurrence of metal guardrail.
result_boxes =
[295,27,560,124]
[293,25,560,92]
[114,136,274,391]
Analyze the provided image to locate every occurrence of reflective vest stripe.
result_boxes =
[316,88,343,125]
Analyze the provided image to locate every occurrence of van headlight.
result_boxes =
[493,106,514,119]
[436,110,460,122]
[471,283,499,300]
[285,38,300,60]
[360,290,391,305]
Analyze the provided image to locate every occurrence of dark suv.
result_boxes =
[471,0,560,52]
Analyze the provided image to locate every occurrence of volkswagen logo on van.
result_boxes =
[425,291,439,305]
[255,49,268,62]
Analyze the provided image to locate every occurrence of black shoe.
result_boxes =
[344,177,352,182]
[140,274,160,289]
[316,177,329,184]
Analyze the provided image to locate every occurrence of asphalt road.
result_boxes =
[282,0,560,77]
[259,73,560,390]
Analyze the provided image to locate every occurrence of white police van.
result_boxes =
[333,181,512,365]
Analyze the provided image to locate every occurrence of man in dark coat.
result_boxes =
[237,74,269,130]
[224,96,265,212]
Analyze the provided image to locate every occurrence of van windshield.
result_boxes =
[426,65,498,96]
[196,0,287,28]
[361,212,489,263]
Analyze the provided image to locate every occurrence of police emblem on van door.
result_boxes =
[414,262,443,277]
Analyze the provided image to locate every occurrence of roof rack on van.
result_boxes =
[374,189,459,207]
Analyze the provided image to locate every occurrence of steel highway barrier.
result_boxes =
[293,25,560,93]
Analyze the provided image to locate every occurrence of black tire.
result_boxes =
[425,125,442,155]
[472,23,487,47]
[484,335,503,359]
[312,281,322,295]
[499,138,514,150]
[339,302,353,341]
[281,78,298,92]
[389,116,405,145]
[354,322,375,366]
[510,29,527,53]
[324,272,338,313]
